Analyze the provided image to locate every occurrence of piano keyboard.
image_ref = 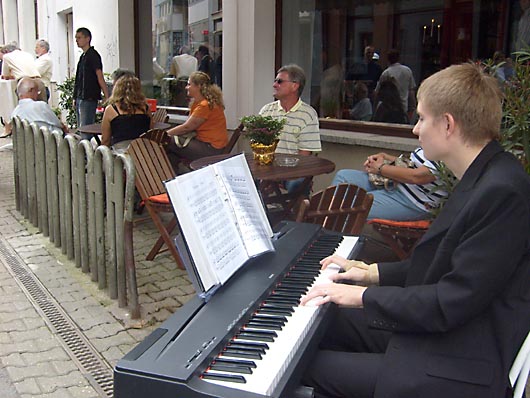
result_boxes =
[201,235,358,396]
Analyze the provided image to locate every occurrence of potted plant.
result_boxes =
[499,50,530,174]
[240,115,286,165]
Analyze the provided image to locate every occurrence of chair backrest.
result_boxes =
[140,128,172,148]
[128,138,176,200]
[152,108,169,123]
[510,331,530,398]
[222,123,243,154]
[295,183,373,235]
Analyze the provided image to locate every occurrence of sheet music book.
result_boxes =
[164,154,274,297]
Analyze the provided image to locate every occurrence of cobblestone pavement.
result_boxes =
[0,138,195,397]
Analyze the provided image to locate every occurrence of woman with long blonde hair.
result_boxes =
[101,74,152,152]
[166,71,228,165]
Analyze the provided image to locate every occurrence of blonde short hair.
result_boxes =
[417,63,503,144]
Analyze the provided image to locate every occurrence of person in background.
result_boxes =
[34,39,53,100]
[301,62,530,398]
[0,43,40,81]
[5,77,68,137]
[332,147,446,221]
[73,27,109,139]
[376,48,416,121]
[349,82,372,121]
[101,75,152,153]
[372,77,409,124]
[361,45,382,99]
[196,45,214,80]
[169,46,198,79]
[259,64,321,193]
[110,68,135,95]
[165,71,228,165]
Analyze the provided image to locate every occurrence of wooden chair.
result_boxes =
[222,123,243,154]
[295,184,373,235]
[152,108,169,123]
[127,138,184,269]
[140,128,171,148]
[368,218,431,260]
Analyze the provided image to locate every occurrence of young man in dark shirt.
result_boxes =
[73,27,109,140]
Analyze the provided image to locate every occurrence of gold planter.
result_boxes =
[250,140,279,165]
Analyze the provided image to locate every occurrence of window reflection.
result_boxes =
[147,0,222,107]
[282,0,519,126]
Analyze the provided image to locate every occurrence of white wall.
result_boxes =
[223,0,276,129]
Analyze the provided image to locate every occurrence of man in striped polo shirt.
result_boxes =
[259,64,321,192]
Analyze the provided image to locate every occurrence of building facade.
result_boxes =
[0,0,526,131]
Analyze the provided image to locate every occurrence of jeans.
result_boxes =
[76,99,98,141]
[332,169,430,221]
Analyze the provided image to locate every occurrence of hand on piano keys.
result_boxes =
[300,254,371,307]
[300,281,367,308]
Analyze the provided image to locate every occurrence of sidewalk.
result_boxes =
[0,137,195,397]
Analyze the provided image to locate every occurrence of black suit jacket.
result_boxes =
[363,141,530,398]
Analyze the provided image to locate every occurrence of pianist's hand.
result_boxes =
[300,283,367,307]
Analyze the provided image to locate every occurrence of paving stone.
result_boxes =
[21,347,70,365]
[7,362,61,382]
[36,372,90,393]
[64,385,100,398]
[16,378,42,395]
[91,330,136,352]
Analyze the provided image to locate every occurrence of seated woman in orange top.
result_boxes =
[165,71,228,165]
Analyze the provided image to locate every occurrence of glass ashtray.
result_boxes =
[275,157,299,167]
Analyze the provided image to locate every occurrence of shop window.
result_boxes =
[279,0,515,131]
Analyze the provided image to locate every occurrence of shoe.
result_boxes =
[0,133,12,139]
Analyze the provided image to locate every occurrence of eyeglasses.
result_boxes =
[274,78,296,84]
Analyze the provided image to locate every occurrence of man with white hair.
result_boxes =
[169,45,197,79]
[0,43,40,81]
[35,39,53,100]
[3,77,67,137]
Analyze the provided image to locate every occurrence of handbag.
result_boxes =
[173,131,197,148]
[368,154,412,191]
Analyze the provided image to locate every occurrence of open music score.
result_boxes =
[164,154,274,297]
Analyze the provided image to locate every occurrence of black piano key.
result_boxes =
[237,330,277,342]
[202,372,246,384]
[263,297,300,306]
[260,303,294,313]
[251,314,287,324]
[226,343,267,354]
[257,307,293,316]
[270,291,303,298]
[213,357,257,368]
[246,321,282,331]
[274,286,308,294]
[262,301,296,309]
[223,348,262,360]
[210,363,253,375]
[228,341,269,350]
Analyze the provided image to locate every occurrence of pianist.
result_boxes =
[300,63,530,398]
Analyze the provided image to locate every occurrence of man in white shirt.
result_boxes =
[0,44,40,81]
[376,49,416,119]
[4,77,67,137]
[35,39,53,100]
[169,46,198,79]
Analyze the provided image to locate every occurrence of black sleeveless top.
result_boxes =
[110,104,151,145]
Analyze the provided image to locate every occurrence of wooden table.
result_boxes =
[190,153,336,220]
[77,121,172,144]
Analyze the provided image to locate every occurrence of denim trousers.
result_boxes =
[332,169,430,221]
[76,99,98,141]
